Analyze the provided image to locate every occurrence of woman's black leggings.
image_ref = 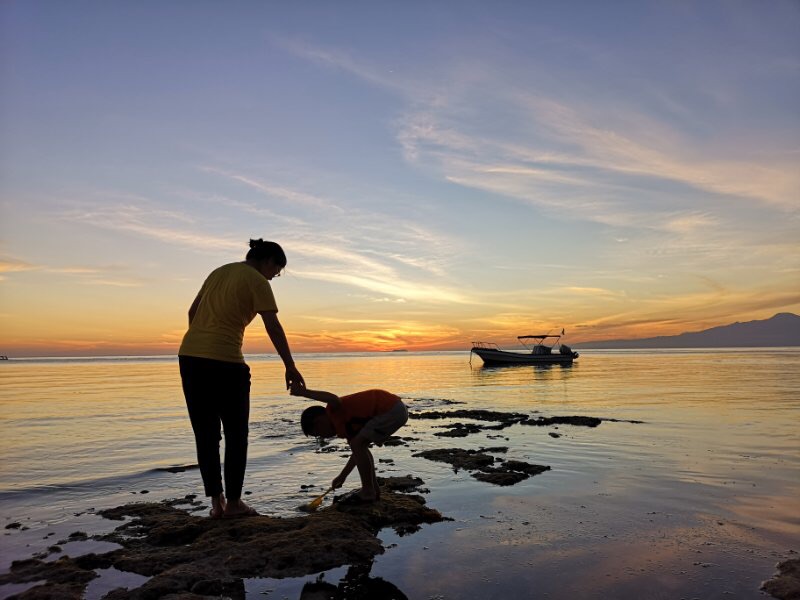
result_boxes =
[179,355,251,501]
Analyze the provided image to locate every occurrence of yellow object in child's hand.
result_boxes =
[298,486,335,512]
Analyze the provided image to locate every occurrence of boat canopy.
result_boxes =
[517,335,560,340]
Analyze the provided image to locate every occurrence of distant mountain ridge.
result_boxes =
[575,313,800,349]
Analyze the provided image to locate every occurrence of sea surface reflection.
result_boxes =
[1,349,798,599]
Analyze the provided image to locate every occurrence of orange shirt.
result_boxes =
[326,389,402,440]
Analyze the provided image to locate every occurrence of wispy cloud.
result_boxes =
[0,258,39,273]
[277,37,798,221]
[398,101,800,226]
[200,166,343,212]
[170,187,309,227]
[293,269,468,304]
[271,35,412,97]
[284,319,463,351]
[58,192,466,304]
[557,286,626,298]
[64,202,241,254]
[0,255,146,287]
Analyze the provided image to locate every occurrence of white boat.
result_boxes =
[471,334,578,366]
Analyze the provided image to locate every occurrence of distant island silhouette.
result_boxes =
[574,312,800,349]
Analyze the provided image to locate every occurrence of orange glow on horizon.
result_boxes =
[3,305,797,357]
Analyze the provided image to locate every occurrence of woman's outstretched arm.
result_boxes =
[260,310,305,389]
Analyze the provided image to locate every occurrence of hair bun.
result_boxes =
[249,238,264,249]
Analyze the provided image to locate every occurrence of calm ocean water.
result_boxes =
[1,349,798,599]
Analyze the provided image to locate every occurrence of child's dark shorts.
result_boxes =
[358,401,409,446]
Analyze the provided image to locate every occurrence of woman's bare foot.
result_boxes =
[223,498,259,518]
[209,493,227,519]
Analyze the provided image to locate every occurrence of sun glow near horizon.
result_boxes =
[1,3,799,357]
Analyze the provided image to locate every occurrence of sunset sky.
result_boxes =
[1,2,799,356]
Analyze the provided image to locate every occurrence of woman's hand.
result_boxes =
[285,365,305,391]
[289,380,306,397]
[332,473,347,489]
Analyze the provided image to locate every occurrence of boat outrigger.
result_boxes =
[471,334,579,366]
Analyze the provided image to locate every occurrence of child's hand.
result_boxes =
[332,474,347,489]
[289,381,305,396]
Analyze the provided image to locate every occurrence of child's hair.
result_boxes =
[246,239,286,267]
[301,405,327,436]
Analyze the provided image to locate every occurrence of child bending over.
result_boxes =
[293,384,408,504]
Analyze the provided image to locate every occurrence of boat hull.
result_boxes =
[471,347,577,366]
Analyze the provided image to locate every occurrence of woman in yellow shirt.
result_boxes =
[179,239,305,518]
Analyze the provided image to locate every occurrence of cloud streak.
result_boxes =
[276,35,798,230]
[59,191,466,305]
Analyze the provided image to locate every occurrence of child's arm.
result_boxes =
[290,384,341,408]
[333,454,357,489]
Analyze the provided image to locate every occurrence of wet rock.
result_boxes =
[472,469,529,486]
[762,557,800,600]
[411,409,528,430]
[164,496,203,509]
[522,416,602,428]
[413,448,498,471]
[382,436,419,447]
[412,409,607,435]
[414,448,550,487]
[7,581,89,599]
[382,436,407,446]
[471,460,551,486]
[155,465,199,474]
[377,475,426,493]
[0,554,105,599]
[433,422,485,437]
[0,480,446,599]
[5,522,22,530]
[503,460,550,476]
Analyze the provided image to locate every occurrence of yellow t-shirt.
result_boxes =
[178,262,278,363]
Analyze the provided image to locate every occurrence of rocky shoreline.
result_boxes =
[0,477,444,600]
[3,408,790,600]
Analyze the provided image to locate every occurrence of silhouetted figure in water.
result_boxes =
[295,384,408,504]
[179,239,305,518]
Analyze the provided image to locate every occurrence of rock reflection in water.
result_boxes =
[300,561,407,600]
